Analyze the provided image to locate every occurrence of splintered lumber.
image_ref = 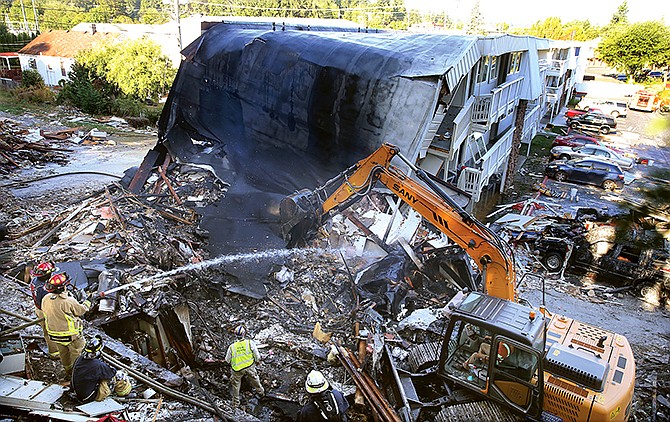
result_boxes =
[32,201,90,248]
[128,149,160,193]
[157,166,182,205]
[105,187,126,230]
[0,308,33,322]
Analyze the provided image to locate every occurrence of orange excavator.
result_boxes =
[280,144,635,421]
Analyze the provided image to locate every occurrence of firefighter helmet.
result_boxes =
[83,335,103,359]
[305,370,329,394]
[45,272,71,293]
[31,261,58,279]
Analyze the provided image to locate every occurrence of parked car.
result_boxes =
[647,71,664,79]
[564,108,603,119]
[566,113,617,134]
[575,99,628,118]
[545,158,625,190]
[615,74,627,81]
[550,144,634,170]
[552,133,601,148]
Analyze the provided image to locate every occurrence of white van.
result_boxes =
[575,98,628,118]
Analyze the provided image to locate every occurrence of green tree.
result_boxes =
[77,38,176,101]
[465,0,484,35]
[598,21,670,77]
[610,1,629,26]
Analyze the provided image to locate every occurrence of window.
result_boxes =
[507,52,522,75]
[477,56,490,83]
[593,163,609,171]
[60,60,67,77]
[489,56,497,81]
[28,58,37,69]
[575,161,592,169]
[491,338,540,409]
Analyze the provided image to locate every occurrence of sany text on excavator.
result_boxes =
[280,144,635,421]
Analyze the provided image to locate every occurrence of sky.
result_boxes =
[405,0,670,27]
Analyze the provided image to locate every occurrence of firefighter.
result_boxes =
[297,370,349,422]
[41,272,91,378]
[28,261,60,359]
[225,325,265,408]
[71,335,132,402]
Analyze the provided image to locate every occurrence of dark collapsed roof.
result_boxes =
[157,23,477,256]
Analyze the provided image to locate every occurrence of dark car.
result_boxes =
[545,158,624,190]
[567,113,617,134]
[648,71,664,79]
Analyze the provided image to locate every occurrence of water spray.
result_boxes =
[99,247,326,296]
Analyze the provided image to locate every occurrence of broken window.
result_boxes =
[28,58,37,69]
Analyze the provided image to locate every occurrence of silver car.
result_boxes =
[550,145,634,170]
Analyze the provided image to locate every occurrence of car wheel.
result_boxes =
[611,111,619,118]
[570,122,579,129]
[600,126,611,135]
[555,171,567,182]
[602,180,617,190]
[542,252,564,273]
[559,154,570,161]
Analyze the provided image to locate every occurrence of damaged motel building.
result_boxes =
[0,19,623,422]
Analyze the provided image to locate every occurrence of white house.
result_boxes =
[17,29,117,86]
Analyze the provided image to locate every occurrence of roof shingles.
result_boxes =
[18,30,117,58]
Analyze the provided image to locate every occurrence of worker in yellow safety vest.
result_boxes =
[225,325,265,408]
[41,272,91,379]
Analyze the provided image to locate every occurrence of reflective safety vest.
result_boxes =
[42,292,89,344]
[230,339,255,371]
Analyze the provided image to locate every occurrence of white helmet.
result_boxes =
[305,370,329,394]
[234,325,247,338]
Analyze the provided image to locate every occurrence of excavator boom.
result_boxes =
[280,143,516,301]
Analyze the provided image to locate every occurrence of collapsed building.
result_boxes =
[4,18,663,422]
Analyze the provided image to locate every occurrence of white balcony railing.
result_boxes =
[523,102,541,142]
[449,96,475,161]
[540,59,567,76]
[457,127,515,201]
[472,77,524,127]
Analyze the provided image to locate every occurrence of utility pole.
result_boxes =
[174,0,182,51]
[19,0,28,32]
[30,0,39,33]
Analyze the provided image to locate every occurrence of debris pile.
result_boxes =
[0,119,70,174]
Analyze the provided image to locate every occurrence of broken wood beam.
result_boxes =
[32,200,90,248]
[157,166,182,205]
[105,187,126,231]
[128,149,160,193]
[0,317,44,337]
[266,295,301,323]
[0,308,34,322]
[152,153,171,194]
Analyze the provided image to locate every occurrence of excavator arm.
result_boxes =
[280,143,517,301]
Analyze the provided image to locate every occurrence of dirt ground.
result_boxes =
[1,98,669,422]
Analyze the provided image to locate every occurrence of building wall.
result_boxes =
[17,54,73,86]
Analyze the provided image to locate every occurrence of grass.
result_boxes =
[0,87,55,116]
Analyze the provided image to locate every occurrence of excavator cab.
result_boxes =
[437,292,544,420]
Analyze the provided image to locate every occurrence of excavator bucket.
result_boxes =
[279,189,324,247]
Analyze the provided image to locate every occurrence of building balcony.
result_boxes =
[472,77,524,127]
[540,59,567,77]
[456,125,515,201]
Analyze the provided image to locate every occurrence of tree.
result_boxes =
[77,38,176,101]
[465,0,484,35]
[610,1,629,26]
[598,21,670,76]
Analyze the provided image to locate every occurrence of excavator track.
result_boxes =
[435,400,522,422]
[408,341,442,372]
